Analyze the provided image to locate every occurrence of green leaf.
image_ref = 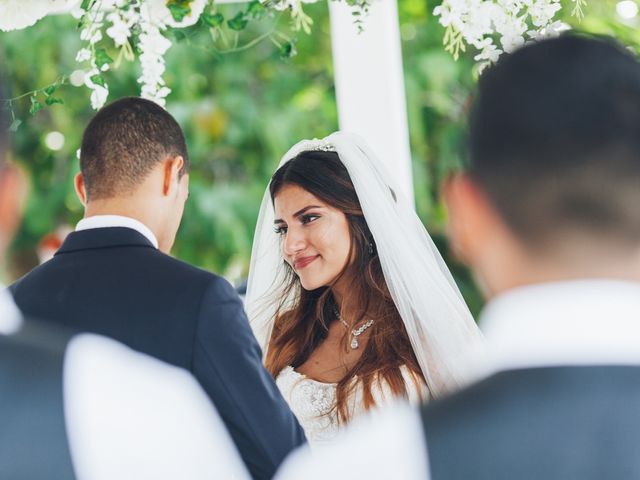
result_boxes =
[202,12,224,28]
[45,97,64,106]
[94,47,113,68]
[246,1,267,19]
[279,41,297,59]
[44,85,57,96]
[172,29,187,42]
[80,0,94,10]
[168,3,191,22]
[29,96,43,115]
[8,119,22,132]
[90,74,106,87]
[227,12,248,31]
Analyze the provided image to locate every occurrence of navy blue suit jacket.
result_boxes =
[421,366,640,479]
[10,227,305,479]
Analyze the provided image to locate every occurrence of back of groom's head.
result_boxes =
[445,34,640,297]
[80,97,189,201]
[468,34,640,250]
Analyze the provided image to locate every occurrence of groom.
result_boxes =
[10,97,305,479]
[0,80,251,478]
[275,35,640,479]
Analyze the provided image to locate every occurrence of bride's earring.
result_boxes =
[367,242,374,255]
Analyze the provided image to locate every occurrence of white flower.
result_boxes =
[135,20,173,107]
[90,84,109,110]
[528,20,570,40]
[105,11,133,47]
[75,48,92,62]
[141,0,207,28]
[474,38,502,63]
[435,0,472,31]
[434,0,573,69]
[80,23,103,44]
[0,0,78,32]
[138,29,172,56]
[462,2,496,47]
[528,0,562,27]
[500,31,526,52]
[266,0,319,12]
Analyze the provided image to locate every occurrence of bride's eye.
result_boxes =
[301,214,320,225]
[274,225,288,235]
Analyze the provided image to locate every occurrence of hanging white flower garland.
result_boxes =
[0,0,76,32]
[0,0,589,110]
[434,0,588,72]
[0,0,335,109]
[73,0,210,108]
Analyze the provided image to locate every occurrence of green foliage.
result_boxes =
[168,0,193,22]
[247,1,268,19]
[80,0,96,10]
[279,39,297,59]
[1,0,638,315]
[202,12,225,28]
[29,96,43,115]
[227,11,249,31]
[89,74,106,87]
[94,48,114,69]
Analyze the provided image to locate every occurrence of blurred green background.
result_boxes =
[1,0,638,316]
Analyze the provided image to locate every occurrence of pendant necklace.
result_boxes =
[334,308,375,350]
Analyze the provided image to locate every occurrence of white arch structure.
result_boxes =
[329,0,413,203]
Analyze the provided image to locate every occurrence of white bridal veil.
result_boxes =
[246,131,484,397]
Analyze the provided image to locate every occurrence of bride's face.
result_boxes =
[274,183,352,291]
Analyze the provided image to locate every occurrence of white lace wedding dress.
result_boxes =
[276,365,428,445]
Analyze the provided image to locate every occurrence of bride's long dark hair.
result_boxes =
[264,150,426,423]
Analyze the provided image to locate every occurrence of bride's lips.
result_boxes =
[293,255,319,270]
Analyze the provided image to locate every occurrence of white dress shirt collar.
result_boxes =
[76,215,158,249]
[0,284,23,335]
[478,279,640,374]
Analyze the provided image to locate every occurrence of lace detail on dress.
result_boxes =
[276,366,339,444]
[276,365,429,445]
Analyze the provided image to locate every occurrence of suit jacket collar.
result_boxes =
[56,227,156,255]
[76,215,158,248]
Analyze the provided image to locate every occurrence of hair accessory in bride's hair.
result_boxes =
[309,141,336,152]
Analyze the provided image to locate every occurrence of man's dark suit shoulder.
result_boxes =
[421,367,640,479]
[8,229,243,368]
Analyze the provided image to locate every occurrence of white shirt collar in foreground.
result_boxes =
[0,284,23,335]
[76,215,158,249]
[479,279,640,374]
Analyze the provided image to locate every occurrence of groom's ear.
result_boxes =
[443,173,499,267]
[162,155,185,197]
[74,172,87,206]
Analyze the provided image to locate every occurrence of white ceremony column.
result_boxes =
[329,0,414,203]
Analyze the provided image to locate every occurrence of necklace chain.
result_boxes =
[333,307,375,350]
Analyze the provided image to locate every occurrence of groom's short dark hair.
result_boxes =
[80,97,189,201]
[469,34,640,249]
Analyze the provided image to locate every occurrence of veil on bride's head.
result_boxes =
[246,131,484,397]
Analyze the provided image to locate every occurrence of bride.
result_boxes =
[246,132,483,444]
